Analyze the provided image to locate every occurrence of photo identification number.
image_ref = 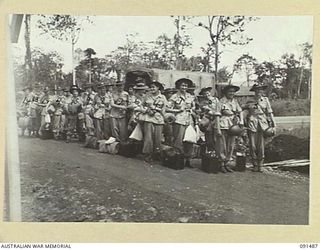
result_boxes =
[300,244,318,248]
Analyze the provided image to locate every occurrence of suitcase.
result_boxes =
[118,140,143,158]
[162,147,184,170]
[235,154,246,172]
[201,152,220,174]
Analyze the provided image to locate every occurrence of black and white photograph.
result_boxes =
[5,14,312,224]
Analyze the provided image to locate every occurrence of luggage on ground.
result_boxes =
[201,151,220,173]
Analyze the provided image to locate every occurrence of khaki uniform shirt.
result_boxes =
[94,92,112,118]
[246,96,273,132]
[110,91,129,119]
[168,92,195,126]
[199,96,221,116]
[144,93,167,125]
[219,96,242,129]
[68,96,83,115]
[129,94,147,122]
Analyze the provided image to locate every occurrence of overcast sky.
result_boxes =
[12,15,313,83]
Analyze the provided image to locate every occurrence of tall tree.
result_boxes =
[298,42,312,99]
[200,43,214,73]
[31,49,64,89]
[233,53,257,86]
[171,16,192,70]
[24,14,33,84]
[280,53,300,99]
[37,15,91,85]
[197,16,257,82]
[254,61,283,97]
[83,48,96,84]
[147,34,175,69]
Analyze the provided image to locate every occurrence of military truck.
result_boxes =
[124,67,216,95]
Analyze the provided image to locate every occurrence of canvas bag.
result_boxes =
[106,141,120,155]
[129,123,143,141]
[183,125,197,143]
[98,140,108,153]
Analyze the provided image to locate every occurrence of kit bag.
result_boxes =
[162,146,184,170]
[98,140,108,153]
[201,152,220,174]
[106,141,120,155]
[118,140,143,158]
[129,123,143,141]
[183,125,197,143]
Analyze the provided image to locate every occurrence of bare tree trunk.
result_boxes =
[297,67,304,98]
[307,74,311,100]
[24,14,32,84]
[72,41,75,86]
[214,43,219,83]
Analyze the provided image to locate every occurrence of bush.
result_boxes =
[265,134,310,162]
[270,99,310,116]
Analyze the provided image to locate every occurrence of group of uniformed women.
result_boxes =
[18,78,276,173]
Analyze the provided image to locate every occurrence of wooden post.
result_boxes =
[6,15,22,221]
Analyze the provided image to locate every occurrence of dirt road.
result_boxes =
[17,137,309,224]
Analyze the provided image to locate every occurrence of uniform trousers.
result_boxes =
[217,129,236,163]
[111,117,128,143]
[66,115,78,138]
[142,122,163,155]
[172,123,194,159]
[52,115,65,135]
[247,128,265,161]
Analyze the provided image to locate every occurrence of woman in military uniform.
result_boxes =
[51,86,67,139]
[127,82,148,134]
[37,86,51,136]
[166,78,196,168]
[245,84,276,172]
[142,81,167,161]
[110,81,129,143]
[93,82,113,140]
[198,87,221,152]
[19,86,36,136]
[81,83,96,137]
[217,85,244,173]
[65,85,83,143]
[163,88,178,145]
